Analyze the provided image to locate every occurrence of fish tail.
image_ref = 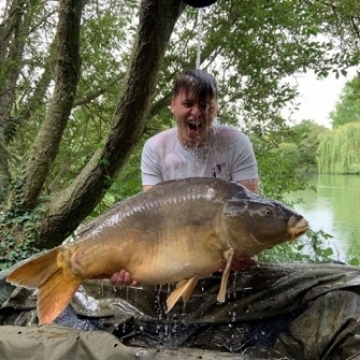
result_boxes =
[37,269,82,324]
[7,248,82,324]
[7,249,61,289]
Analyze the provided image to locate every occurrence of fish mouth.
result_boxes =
[287,216,309,239]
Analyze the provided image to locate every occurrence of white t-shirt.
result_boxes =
[141,124,258,186]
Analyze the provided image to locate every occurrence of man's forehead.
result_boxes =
[179,88,215,102]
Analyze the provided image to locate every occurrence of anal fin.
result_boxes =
[166,276,199,312]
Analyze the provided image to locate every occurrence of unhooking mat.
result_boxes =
[1,263,360,359]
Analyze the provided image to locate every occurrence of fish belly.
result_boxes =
[124,227,225,285]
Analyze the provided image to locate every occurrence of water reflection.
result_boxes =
[287,174,360,263]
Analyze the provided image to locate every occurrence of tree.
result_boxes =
[317,122,360,174]
[330,75,360,128]
[1,0,360,268]
[289,120,328,171]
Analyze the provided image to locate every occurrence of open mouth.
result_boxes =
[188,120,203,131]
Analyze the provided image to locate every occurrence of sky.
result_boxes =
[282,68,357,128]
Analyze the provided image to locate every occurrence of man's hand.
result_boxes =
[218,255,258,273]
[231,255,258,271]
[110,270,138,287]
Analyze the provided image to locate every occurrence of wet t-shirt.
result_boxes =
[141,124,258,186]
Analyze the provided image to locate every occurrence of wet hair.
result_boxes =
[172,69,218,103]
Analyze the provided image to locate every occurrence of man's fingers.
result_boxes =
[231,255,258,271]
[110,270,133,286]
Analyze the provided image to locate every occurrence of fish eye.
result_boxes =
[261,206,275,217]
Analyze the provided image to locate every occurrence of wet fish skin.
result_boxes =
[6,177,308,324]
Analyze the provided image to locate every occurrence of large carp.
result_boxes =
[7,177,308,325]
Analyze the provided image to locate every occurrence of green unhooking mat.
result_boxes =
[1,262,360,360]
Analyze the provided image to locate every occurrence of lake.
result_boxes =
[286,174,360,264]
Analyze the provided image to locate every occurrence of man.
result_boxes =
[141,69,259,194]
[110,69,259,286]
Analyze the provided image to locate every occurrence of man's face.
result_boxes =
[171,89,217,148]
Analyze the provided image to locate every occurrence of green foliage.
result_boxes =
[90,145,143,217]
[156,0,360,129]
[8,2,138,196]
[289,120,327,171]
[0,177,45,270]
[317,122,360,174]
[259,229,335,263]
[251,129,309,200]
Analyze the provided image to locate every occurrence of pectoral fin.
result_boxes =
[166,276,199,312]
[217,248,234,303]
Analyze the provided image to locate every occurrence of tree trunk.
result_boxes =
[0,0,35,202]
[23,0,84,209]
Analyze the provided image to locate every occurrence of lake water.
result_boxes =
[286,174,360,264]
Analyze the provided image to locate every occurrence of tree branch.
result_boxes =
[73,73,125,108]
